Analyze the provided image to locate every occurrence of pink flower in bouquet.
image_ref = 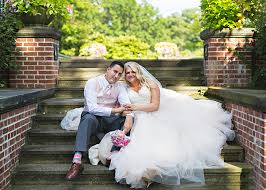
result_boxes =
[111,130,130,147]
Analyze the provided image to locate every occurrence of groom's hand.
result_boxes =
[111,106,125,114]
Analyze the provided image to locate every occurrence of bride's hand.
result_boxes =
[117,130,125,139]
[121,110,132,116]
[124,104,137,111]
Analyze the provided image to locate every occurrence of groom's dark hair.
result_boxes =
[109,61,124,70]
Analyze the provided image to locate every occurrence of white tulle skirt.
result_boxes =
[109,88,235,188]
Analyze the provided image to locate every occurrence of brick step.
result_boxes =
[20,144,244,164]
[54,86,208,99]
[7,183,242,190]
[59,59,203,68]
[58,77,205,88]
[11,163,252,188]
[59,67,203,78]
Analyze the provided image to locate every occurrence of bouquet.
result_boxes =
[110,130,130,147]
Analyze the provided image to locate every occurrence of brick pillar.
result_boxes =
[200,28,255,87]
[10,26,60,88]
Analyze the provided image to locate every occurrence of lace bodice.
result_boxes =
[127,86,151,104]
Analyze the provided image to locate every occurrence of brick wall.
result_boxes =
[225,103,266,190]
[200,28,255,87]
[0,104,37,190]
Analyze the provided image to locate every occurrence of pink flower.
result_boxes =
[111,130,130,147]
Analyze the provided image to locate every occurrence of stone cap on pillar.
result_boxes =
[16,26,60,40]
[200,28,256,40]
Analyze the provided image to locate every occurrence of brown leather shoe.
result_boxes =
[105,158,111,167]
[65,163,84,181]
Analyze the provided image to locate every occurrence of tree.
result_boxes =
[181,8,203,54]
[57,0,99,55]
[56,0,203,58]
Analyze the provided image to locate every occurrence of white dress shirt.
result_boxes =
[83,75,131,116]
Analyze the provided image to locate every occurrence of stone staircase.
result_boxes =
[9,59,252,190]
[55,59,206,98]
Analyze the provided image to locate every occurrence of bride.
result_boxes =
[107,61,235,188]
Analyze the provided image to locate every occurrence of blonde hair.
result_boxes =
[124,61,150,88]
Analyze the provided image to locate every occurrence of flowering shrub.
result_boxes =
[154,42,179,59]
[79,42,107,58]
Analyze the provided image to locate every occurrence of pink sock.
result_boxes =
[72,152,82,164]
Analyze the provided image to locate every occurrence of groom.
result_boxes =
[66,61,133,180]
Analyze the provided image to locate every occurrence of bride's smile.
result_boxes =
[125,68,137,83]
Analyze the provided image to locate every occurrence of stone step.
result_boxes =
[167,86,208,94]
[19,144,244,164]
[38,88,209,113]
[33,113,64,128]
[28,127,237,144]
[54,86,208,99]
[7,183,244,190]
[11,163,252,189]
[59,59,203,68]
[27,128,98,145]
[38,98,84,114]
[58,77,205,88]
[55,88,84,98]
[27,127,237,145]
[59,67,203,79]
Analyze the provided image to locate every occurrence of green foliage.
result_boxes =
[0,11,20,71]
[7,0,69,18]
[58,0,97,55]
[58,0,203,58]
[200,0,263,29]
[201,0,266,88]
[79,34,156,59]
[0,9,21,88]
[252,0,266,59]
[155,42,179,58]
[104,35,157,59]
[201,0,244,29]
[79,42,107,57]
[181,9,203,53]
[251,0,266,88]
[251,67,266,89]
[60,21,93,56]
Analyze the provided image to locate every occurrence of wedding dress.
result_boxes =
[109,86,235,188]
